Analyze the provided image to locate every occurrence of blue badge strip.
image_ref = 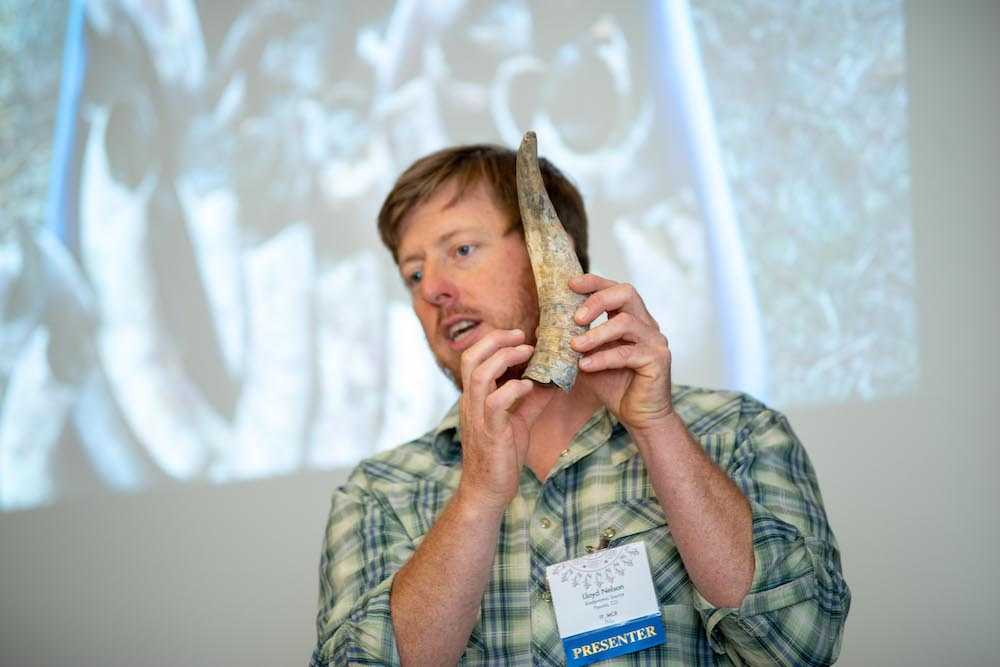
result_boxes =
[562,613,666,666]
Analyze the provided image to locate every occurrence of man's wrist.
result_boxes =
[628,409,687,454]
[452,484,510,524]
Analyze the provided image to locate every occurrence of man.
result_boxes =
[311,145,850,666]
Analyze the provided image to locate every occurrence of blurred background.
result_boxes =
[0,0,996,665]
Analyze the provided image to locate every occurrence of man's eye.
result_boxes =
[456,244,473,257]
[406,270,422,286]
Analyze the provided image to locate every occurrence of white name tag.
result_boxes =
[546,542,666,666]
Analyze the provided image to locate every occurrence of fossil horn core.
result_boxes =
[516,131,587,392]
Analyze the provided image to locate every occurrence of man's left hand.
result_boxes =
[569,273,673,433]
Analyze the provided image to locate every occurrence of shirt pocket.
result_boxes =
[599,497,692,605]
[384,479,450,545]
[600,495,670,546]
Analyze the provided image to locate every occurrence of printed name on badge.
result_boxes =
[545,542,666,666]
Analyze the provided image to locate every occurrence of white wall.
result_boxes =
[823,1,1000,662]
[1,1,998,665]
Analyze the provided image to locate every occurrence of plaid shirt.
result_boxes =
[311,385,850,666]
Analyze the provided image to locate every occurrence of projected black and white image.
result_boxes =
[0,0,917,511]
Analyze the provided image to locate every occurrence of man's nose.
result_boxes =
[418,264,457,306]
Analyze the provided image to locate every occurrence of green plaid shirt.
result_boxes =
[311,385,850,666]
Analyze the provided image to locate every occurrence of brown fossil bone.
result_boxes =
[516,131,587,391]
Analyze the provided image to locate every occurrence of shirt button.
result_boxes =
[585,545,595,554]
[602,527,616,540]
[540,517,552,529]
[541,589,552,602]
[559,448,570,457]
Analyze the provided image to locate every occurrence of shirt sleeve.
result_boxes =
[310,467,415,667]
[691,407,852,666]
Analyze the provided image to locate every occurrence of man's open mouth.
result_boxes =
[447,319,480,342]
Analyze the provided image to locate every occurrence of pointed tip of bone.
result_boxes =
[520,130,537,153]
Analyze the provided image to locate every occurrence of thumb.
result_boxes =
[513,383,558,426]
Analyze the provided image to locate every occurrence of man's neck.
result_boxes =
[525,378,604,480]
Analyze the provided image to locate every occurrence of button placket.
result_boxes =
[598,526,616,550]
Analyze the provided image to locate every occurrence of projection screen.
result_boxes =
[0,0,916,511]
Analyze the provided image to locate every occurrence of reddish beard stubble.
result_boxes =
[432,260,540,393]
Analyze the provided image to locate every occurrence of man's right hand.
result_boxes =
[456,328,556,514]
[391,328,555,666]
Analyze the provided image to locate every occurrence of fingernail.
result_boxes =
[574,307,587,321]
[580,357,592,368]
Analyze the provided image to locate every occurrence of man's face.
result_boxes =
[396,180,538,391]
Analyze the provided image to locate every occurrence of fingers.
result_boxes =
[469,344,534,402]
[570,311,658,353]
[514,384,558,426]
[460,328,525,390]
[484,378,535,432]
[568,275,657,329]
[577,333,670,375]
[462,331,534,428]
[569,273,617,293]
[486,381,558,436]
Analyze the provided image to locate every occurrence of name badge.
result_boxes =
[546,542,665,666]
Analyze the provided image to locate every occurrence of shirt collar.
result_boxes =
[431,400,463,464]
[574,406,637,466]
[430,397,637,466]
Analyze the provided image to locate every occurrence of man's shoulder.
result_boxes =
[340,427,454,495]
[671,383,779,436]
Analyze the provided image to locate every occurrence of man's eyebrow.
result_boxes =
[398,228,472,267]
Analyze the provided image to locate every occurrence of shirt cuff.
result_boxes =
[691,499,820,656]
[315,574,401,666]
